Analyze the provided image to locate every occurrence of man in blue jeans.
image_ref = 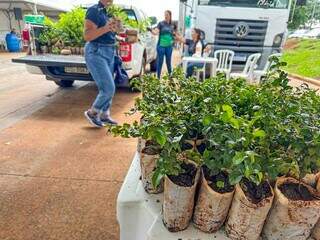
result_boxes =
[83,0,118,127]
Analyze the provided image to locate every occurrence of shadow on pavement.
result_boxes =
[0,80,140,240]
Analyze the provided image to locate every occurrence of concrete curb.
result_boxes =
[288,73,320,87]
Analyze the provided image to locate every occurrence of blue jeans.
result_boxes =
[85,42,115,113]
[186,62,204,78]
[157,45,173,78]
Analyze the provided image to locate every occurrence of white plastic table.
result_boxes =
[117,152,229,240]
[182,56,218,78]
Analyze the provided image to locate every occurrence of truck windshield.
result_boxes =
[123,9,137,22]
[198,0,289,9]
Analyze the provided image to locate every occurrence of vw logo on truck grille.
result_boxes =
[234,22,249,39]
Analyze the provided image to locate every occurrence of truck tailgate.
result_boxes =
[12,54,86,67]
[11,54,131,87]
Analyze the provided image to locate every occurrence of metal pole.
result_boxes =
[310,1,316,28]
[290,0,297,23]
[33,0,38,15]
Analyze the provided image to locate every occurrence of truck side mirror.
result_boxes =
[149,17,157,25]
[296,0,307,6]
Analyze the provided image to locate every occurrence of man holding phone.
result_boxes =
[83,0,120,127]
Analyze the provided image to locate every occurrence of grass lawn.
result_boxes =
[282,39,320,79]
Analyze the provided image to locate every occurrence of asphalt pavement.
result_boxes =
[0,52,139,240]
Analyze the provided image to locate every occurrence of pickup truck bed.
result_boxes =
[12,54,132,88]
[12,54,86,67]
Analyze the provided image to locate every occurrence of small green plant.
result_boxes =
[110,60,320,193]
[56,7,86,47]
[107,4,151,32]
[38,17,61,46]
[38,5,151,52]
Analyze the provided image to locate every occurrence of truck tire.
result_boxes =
[54,80,74,88]
[150,59,157,72]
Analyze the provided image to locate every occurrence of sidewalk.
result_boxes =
[0,84,139,240]
[288,73,320,90]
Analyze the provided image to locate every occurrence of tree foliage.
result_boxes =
[289,0,320,30]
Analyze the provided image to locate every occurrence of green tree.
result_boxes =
[289,0,320,30]
[288,6,308,30]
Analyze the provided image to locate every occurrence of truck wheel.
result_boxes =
[54,80,74,88]
[150,59,157,72]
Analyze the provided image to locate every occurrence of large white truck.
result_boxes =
[179,0,293,69]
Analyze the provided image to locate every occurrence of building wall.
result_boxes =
[0,9,61,35]
[0,11,20,33]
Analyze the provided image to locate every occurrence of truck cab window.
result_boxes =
[123,9,138,22]
[198,0,289,9]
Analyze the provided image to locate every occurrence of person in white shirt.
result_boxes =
[175,28,209,77]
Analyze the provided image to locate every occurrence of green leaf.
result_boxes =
[232,152,246,165]
[252,105,261,111]
[216,181,225,189]
[229,171,243,185]
[172,135,183,143]
[148,127,167,147]
[244,167,252,178]
[152,169,164,188]
[203,115,215,126]
[204,97,212,103]
[222,104,234,118]
[253,129,266,138]
[220,112,230,123]
[230,118,240,129]
[257,172,263,183]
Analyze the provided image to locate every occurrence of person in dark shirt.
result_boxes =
[83,0,120,127]
[176,28,207,77]
[151,10,175,79]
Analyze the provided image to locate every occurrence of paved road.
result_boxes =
[0,53,90,130]
[0,53,139,240]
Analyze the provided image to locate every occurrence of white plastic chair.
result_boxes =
[254,53,282,83]
[195,45,213,81]
[231,53,261,83]
[214,50,234,80]
[195,66,205,82]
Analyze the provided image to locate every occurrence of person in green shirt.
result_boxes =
[152,10,175,78]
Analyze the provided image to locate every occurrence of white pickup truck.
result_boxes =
[13,5,158,88]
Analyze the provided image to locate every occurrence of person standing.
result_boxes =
[152,10,175,79]
[83,0,119,127]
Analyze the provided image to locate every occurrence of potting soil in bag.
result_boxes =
[262,177,320,240]
[226,181,274,240]
[163,162,200,232]
[302,173,319,188]
[140,145,163,194]
[193,169,235,233]
[137,138,146,154]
